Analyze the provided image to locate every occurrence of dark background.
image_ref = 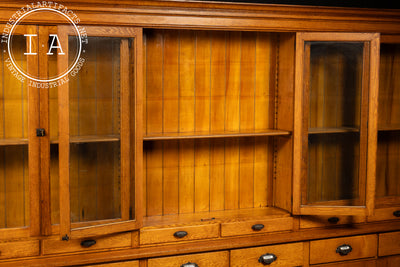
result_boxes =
[203,0,398,9]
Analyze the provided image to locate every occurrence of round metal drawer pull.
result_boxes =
[180,262,199,267]
[393,210,400,217]
[258,253,277,265]
[336,244,352,256]
[174,231,188,238]
[80,239,96,248]
[252,224,265,231]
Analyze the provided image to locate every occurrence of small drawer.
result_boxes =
[221,216,293,237]
[230,242,305,266]
[85,261,139,267]
[148,251,229,267]
[312,259,377,267]
[42,232,131,255]
[310,234,377,265]
[379,231,400,256]
[0,240,39,260]
[368,207,400,222]
[301,215,365,228]
[140,223,219,245]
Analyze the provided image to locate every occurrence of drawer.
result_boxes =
[368,207,400,222]
[310,234,377,264]
[0,240,39,260]
[230,242,305,267]
[379,231,400,256]
[85,261,139,267]
[140,223,219,245]
[221,216,293,237]
[300,215,365,228]
[43,232,131,255]
[148,251,229,267]
[312,259,376,267]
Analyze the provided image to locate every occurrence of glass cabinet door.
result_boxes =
[376,36,400,210]
[57,26,142,239]
[0,25,40,239]
[293,33,379,216]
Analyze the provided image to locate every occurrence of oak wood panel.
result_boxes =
[300,215,366,228]
[148,251,229,267]
[379,231,400,256]
[230,242,305,267]
[378,255,400,267]
[313,259,376,267]
[140,223,219,245]
[0,240,39,260]
[86,261,139,267]
[43,232,131,255]
[309,234,377,264]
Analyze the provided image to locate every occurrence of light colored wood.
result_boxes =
[309,234,377,264]
[230,242,305,267]
[0,240,39,260]
[85,261,139,267]
[379,231,400,256]
[148,251,229,267]
[221,216,293,237]
[300,215,366,228]
[140,223,219,245]
[368,206,400,221]
[43,232,131,255]
[313,259,376,267]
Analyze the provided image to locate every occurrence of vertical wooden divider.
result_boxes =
[58,26,70,239]
[28,25,40,237]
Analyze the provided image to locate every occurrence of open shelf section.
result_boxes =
[50,135,120,144]
[0,138,28,146]
[143,207,291,227]
[308,127,359,135]
[143,129,291,141]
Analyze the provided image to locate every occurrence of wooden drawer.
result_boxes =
[221,216,293,237]
[379,231,400,256]
[312,259,376,267]
[42,232,131,255]
[368,207,400,222]
[300,215,365,228]
[0,240,39,260]
[230,242,305,266]
[310,234,377,265]
[85,261,139,267]
[140,223,219,245]
[148,251,229,267]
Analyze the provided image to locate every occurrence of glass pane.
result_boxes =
[69,37,123,223]
[376,43,400,199]
[0,35,29,228]
[305,42,364,205]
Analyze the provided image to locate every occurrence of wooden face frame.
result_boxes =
[293,32,380,216]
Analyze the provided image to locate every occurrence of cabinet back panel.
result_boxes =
[144,30,277,216]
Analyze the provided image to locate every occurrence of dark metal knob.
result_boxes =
[180,262,199,267]
[252,224,265,231]
[328,217,340,224]
[393,210,400,217]
[174,231,188,238]
[80,239,96,248]
[36,128,46,137]
[258,253,277,265]
[336,244,352,256]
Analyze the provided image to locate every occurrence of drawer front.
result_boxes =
[312,259,376,267]
[140,223,219,245]
[379,231,400,256]
[368,207,400,222]
[148,251,229,267]
[230,242,305,267]
[85,261,139,267]
[300,215,365,228]
[0,240,39,260]
[43,232,131,255]
[221,217,293,237]
[310,234,377,265]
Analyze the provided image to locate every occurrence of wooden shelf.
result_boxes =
[143,129,291,141]
[308,127,359,134]
[378,125,400,132]
[50,135,120,144]
[0,138,28,146]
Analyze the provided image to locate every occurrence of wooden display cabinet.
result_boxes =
[0,1,400,266]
